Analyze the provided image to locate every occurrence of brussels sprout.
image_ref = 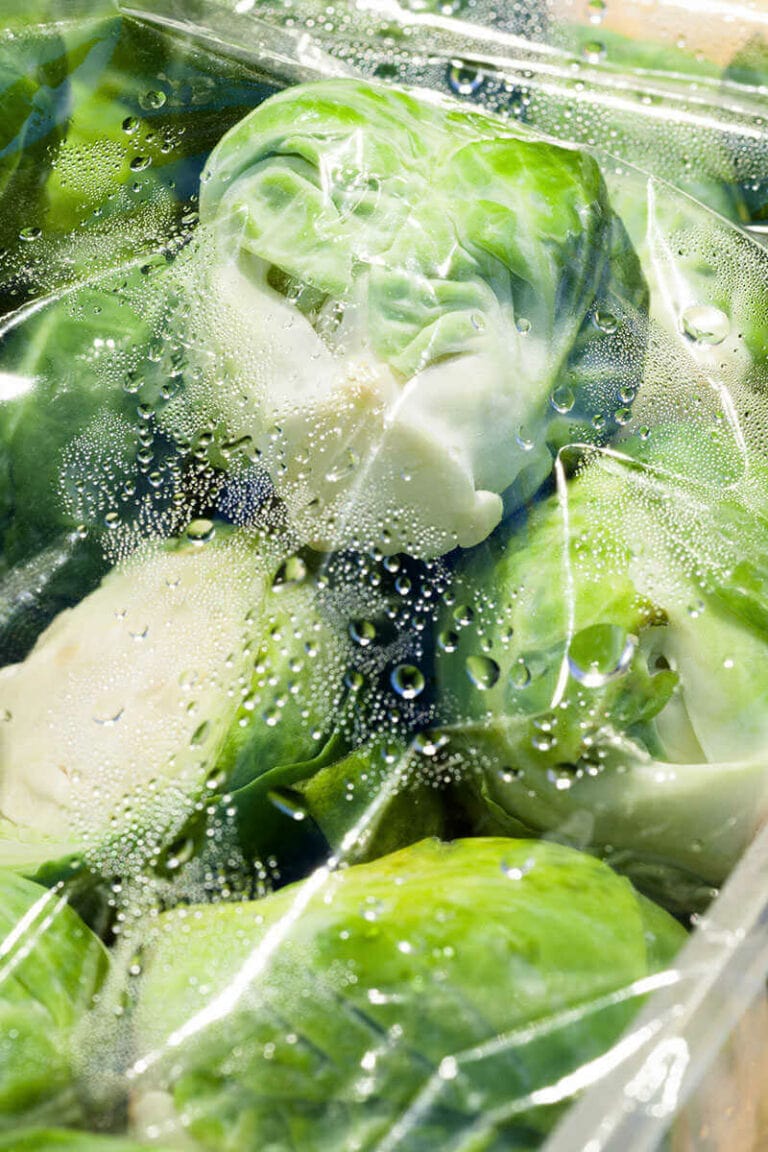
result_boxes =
[0,526,270,872]
[0,869,108,1130]
[435,425,768,885]
[128,837,684,1151]
[0,520,388,879]
[165,78,647,559]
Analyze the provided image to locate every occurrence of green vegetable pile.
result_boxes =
[2,4,768,1149]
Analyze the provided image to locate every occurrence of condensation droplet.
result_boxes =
[452,604,474,626]
[465,655,500,691]
[501,856,535,880]
[268,788,307,821]
[350,619,377,647]
[448,60,484,96]
[582,40,607,63]
[681,305,729,346]
[93,708,124,727]
[140,89,167,110]
[568,624,636,688]
[186,518,215,543]
[510,660,531,689]
[594,309,618,334]
[390,664,425,700]
[551,385,575,415]
[273,556,308,587]
[438,629,459,653]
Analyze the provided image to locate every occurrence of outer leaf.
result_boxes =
[130,837,685,1151]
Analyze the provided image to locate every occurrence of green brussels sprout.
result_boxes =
[0,869,108,1130]
[0,526,270,873]
[128,837,685,1151]
[0,522,386,879]
[164,77,647,559]
[435,425,768,886]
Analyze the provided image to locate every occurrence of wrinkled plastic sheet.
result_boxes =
[1,2,768,1151]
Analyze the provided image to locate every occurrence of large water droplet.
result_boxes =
[140,89,167,110]
[273,556,308,588]
[438,629,459,653]
[186,518,215,544]
[268,788,307,821]
[568,624,636,688]
[350,619,377,647]
[551,385,575,415]
[390,664,425,700]
[582,40,607,63]
[681,305,729,346]
[465,655,500,691]
[448,60,484,96]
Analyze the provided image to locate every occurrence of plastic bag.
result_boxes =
[1,2,767,1150]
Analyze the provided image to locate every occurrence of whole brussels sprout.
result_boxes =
[128,837,684,1151]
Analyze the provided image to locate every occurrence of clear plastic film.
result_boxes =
[0,3,767,1151]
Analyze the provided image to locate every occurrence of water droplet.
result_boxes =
[390,664,425,700]
[594,309,618,334]
[325,450,359,484]
[438,629,459,653]
[568,624,636,688]
[268,788,307,821]
[140,89,167,110]
[465,655,500,690]
[681,305,729,346]
[551,385,575,415]
[510,660,531,689]
[614,407,632,426]
[516,317,531,334]
[361,897,385,922]
[273,556,307,587]
[18,226,41,242]
[448,60,484,96]
[130,155,152,172]
[186,518,215,543]
[350,619,377,647]
[687,599,705,619]
[588,0,607,22]
[93,708,124,727]
[412,730,449,757]
[582,40,607,63]
[122,116,140,134]
[190,721,210,746]
[516,426,535,451]
[165,837,195,870]
[452,603,474,626]
[501,855,535,880]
